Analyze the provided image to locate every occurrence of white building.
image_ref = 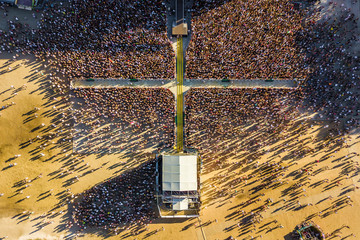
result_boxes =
[156,149,201,218]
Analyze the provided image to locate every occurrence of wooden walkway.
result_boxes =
[176,36,184,152]
[71,78,303,89]
[71,52,303,155]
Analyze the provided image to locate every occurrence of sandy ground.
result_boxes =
[0,0,359,239]
[0,54,360,240]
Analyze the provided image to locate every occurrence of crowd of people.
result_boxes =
[0,0,175,83]
[187,0,360,125]
[298,2,360,127]
[184,86,359,239]
[0,0,358,124]
[72,87,175,154]
[72,160,157,231]
[0,0,359,235]
[184,88,303,166]
[187,0,308,79]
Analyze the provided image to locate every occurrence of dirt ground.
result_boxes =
[0,54,360,240]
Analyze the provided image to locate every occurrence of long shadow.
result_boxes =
[294,1,360,123]
[58,159,158,238]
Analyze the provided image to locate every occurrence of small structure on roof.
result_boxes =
[172,23,188,36]
[155,148,201,218]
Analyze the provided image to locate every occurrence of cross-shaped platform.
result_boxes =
[70,0,304,154]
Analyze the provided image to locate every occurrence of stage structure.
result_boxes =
[156,0,199,218]
[155,148,201,218]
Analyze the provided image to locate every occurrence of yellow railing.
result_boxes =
[176,36,184,152]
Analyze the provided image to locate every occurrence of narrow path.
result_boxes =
[176,36,184,152]
[71,79,173,88]
[71,79,302,89]
[183,79,302,88]
[176,0,184,23]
